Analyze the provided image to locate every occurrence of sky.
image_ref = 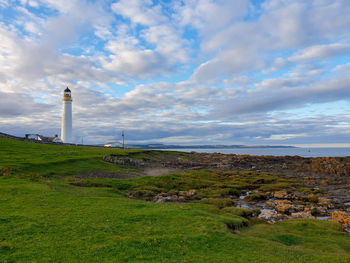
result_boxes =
[1,0,350,146]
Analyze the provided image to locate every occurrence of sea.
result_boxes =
[160,148,350,158]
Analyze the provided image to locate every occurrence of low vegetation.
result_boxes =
[1,137,350,262]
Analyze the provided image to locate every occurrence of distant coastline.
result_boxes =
[127,144,297,149]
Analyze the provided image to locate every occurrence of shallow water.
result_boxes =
[316,216,330,220]
[239,191,251,200]
[161,147,350,157]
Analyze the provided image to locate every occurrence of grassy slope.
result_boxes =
[0,138,142,177]
[0,137,350,262]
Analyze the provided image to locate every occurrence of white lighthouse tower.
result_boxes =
[61,87,73,143]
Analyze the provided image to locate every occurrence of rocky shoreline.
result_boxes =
[103,152,350,233]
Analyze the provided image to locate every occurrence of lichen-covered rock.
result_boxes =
[273,190,289,199]
[275,200,293,214]
[331,211,350,224]
[187,189,197,197]
[258,209,287,223]
[154,194,179,203]
[267,200,304,214]
[331,211,350,233]
[290,211,314,219]
[178,196,186,202]
[317,197,334,209]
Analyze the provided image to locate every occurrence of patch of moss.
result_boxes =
[222,207,253,218]
[298,187,322,194]
[222,216,249,231]
[128,189,157,200]
[200,198,233,209]
[244,192,268,201]
[258,181,300,191]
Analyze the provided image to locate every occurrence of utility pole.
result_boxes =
[122,130,125,149]
[81,136,83,145]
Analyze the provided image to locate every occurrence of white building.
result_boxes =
[25,134,42,141]
[25,134,63,143]
[49,135,63,143]
[104,141,123,148]
[61,87,73,143]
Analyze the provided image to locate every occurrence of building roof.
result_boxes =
[64,87,71,92]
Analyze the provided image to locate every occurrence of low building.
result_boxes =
[25,134,62,143]
[104,141,123,148]
[25,134,42,141]
[48,135,63,143]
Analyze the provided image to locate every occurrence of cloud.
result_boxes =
[212,72,350,118]
[289,43,350,62]
[174,0,249,35]
[111,0,166,26]
[190,0,350,83]
[0,91,53,117]
[190,47,259,83]
[1,0,350,145]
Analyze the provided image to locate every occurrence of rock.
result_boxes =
[155,198,165,203]
[273,190,289,199]
[267,200,305,214]
[315,206,328,216]
[275,201,292,214]
[317,197,334,209]
[258,209,286,223]
[290,211,314,219]
[343,224,350,234]
[331,211,350,224]
[304,205,317,215]
[331,211,350,233]
[265,201,275,207]
[187,189,197,197]
[178,196,186,202]
[178,191,186,196]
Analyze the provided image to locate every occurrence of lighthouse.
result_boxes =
[61,87,73,143]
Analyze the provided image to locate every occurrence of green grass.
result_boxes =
[0,138,186,178]
[1,137,350,262]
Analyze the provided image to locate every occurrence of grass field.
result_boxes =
[1,137,350,262]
